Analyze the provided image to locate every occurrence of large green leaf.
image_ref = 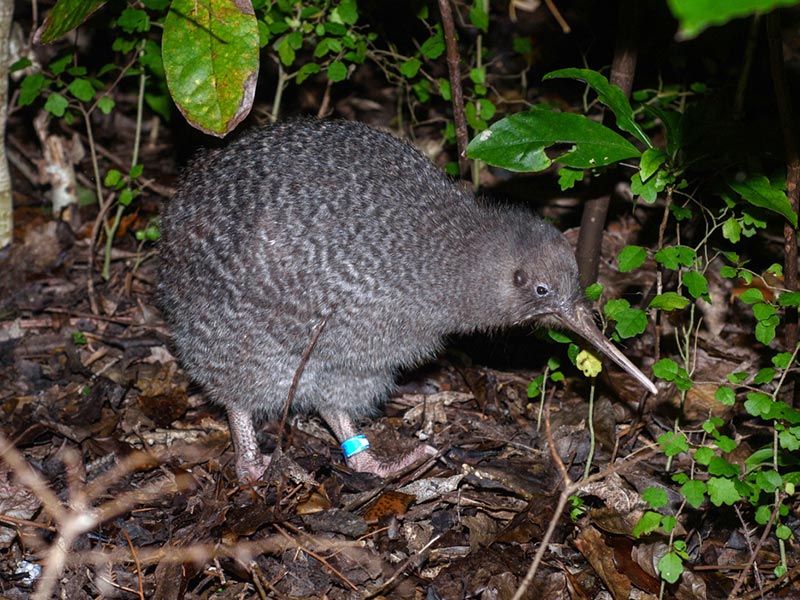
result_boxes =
[543,68,652,148]
[34,0,109,44]
[466,108,641,172]
[163,0,259,137]
[729,174,797,227]
[667,0,800,39]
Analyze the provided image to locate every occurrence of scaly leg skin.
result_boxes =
[227,406,271,481]
[320,409,436,477]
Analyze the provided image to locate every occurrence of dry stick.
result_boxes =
[121,528,146,600]
[365,533,443,599]
[437,0,469,177]
[542,0,571,33]
[511,392,657,600]
[273,524,358,591]
[274,314,330,455]
[739,564,800,600]
[87,190,116,314]
[575,0,639,288]
[728,493,787,598]
[766,12,800,405]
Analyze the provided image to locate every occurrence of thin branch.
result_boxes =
[437,0,469,177]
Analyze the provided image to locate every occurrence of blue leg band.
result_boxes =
[341,434,370,458]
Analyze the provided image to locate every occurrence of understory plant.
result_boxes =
[469,55,798,593]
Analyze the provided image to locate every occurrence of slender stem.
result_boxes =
[272,62,289,122]
[583,380,596,480]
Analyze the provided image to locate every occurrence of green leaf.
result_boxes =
[756,469,782,493]
[10,57,33,72]
[465,102,487,132]
[104,169,122,187]
[633,511,662,537]
[478,99,496,120]
[739,288,765,304]
[756,317,778,345]
[34,0,108,44]
[681,479,707,508]
[779,428,800,450]
[670,203,693,221]
[44,92,69,116]
[779,291,800,307]
[773,352,793,369]
[683,270,709,301]
[400,58,421,78]
[694,447,714,465]
[640,148,667,181]
[649,292,690,311]
[119,187,134,206]
[658,552,684,584]
[653,358,678,380]
[776,524,792,540]
[287,30,303,50]
[722,217,741,243]
[658,431,689,457]
[654,245,696,270]
[420,26,445,59]
[67,78,95,102]
[412,79,430,103]
[642,487,668,508]
[714,434,737,453]
[49,53,73,76]
[543,68,652,147]
[666,0,800,40]
[296,62,321,84]
[715,386,736,406]
[438,78,451,101]
[661,515,677,533]
[116,7,150,33]
[753,367,776,384]
[19,73,48,106]
[707,476,742,506]
[618,245,647,272]
[729,174,797,227]
[140,40,165,78]
[652,358,693,390]
[466,108,641,172]
[469,2,489,31]
[327,60,348,82]
[744,391,774,418]
[603,299,647,338]
[584,283,603,302]
[470,67,486,85]
[163,0,260,136]
[708,456,740,477]
[278,35,296,65]
[557,167,583,190]
[755,303,778,320]
[548,330,571,343]
[97,96,115,114]
[334,0,359,25]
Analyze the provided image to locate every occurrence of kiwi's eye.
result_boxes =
[535,284,550,297]
[513,269,528,287]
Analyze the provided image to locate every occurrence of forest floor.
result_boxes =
[1,68,798,600]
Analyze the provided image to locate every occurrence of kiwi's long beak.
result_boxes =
[557,303,657,395]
